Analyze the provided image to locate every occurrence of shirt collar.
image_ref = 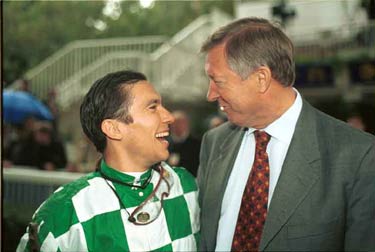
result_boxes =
[245,88,302,144]
[100,159,152,184]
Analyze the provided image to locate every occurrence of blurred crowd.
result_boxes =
[3,78,75,171]
[4,119,67,170]
[3,78,373,175]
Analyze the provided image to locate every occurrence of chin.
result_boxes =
[161,152,169,161]
[155,151,169,163]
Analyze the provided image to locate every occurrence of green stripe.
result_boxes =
[114,180,154,208]
[100,159,152,184]
[82,209,129,252]
[173,167,197,193]
[163,195,192,240]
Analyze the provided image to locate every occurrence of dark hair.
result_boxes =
[201,17,295,87]
[80,70,147,153]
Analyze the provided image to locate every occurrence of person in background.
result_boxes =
[31,121,67,170]
[168,110,201,177]
[207,114,226,130]
[346,114,367,131]
[17,70,200,252]
[198,17,375,251]
[3,117,36,168]
[5,121,67,170]
[43,88,60,132]
[15,78,31,93]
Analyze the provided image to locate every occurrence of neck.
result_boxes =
[103,147,149,172]
[251,85,296,129]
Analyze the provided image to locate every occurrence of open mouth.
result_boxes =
[155,131,169,146]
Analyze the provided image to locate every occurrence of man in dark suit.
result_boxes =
[197,17,375,251]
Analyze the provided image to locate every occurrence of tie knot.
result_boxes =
[254,130,271,149]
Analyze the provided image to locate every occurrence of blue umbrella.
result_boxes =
[3,90,54,124]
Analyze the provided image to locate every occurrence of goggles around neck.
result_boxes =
[99,161,174,225]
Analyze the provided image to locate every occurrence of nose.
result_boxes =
[161,107,175,124]
[207,81,219,102]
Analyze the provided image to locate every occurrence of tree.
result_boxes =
[3,0,233,85]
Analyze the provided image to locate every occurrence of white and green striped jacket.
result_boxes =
[17,161,200,252]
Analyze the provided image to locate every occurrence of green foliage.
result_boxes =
[3,0,233,84]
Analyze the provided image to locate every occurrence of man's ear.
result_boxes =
[101,119,122,140]
[256,66,271,93]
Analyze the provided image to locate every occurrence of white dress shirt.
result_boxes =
[215,90,303,252]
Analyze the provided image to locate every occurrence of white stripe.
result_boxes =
[38,220,45,233]
[57,223,88,252]
[54,186,64,193]
[121,208,172,251]
[40,232,58,252]
[72,177,120,222]
[165,167,184,200]
[33,201,47,219]
[172,234,197,252]
[16,233,29,252]
[184,191,200,234]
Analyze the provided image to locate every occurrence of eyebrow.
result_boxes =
[145,98,161,107]
[209,74,226,81]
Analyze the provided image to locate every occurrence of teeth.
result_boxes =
[156,132,169,138]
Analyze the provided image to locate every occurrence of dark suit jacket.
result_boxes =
[197,100,375,251]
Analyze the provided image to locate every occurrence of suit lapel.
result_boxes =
[260,101,322,251]
[204,124,246,249]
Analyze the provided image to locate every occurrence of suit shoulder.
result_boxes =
[315,109,375,136]
[314,108,375,143]
[204,121,240,139]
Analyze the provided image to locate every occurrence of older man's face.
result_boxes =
[205,45,263,128]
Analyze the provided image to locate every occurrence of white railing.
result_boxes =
[56,13,374,109]
[151,10,232,95]
[11,36,167,99]
[55,10,232,109]
[292,21,375,60]
[57,52,151,109]
[3,167,85,208]
[16,12,374,112]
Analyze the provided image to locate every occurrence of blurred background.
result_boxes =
[2,0,374,251]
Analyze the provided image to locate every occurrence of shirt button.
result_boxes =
[139,192,144,197]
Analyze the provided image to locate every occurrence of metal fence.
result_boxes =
[13,36,167,100]
[3,167,85,208]
[9,12,374,112]
[55,10,232,109]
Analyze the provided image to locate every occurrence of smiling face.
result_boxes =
[118,81,175,168]
[205,44,263,128]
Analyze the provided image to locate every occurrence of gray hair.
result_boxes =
[201,17,295,87]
